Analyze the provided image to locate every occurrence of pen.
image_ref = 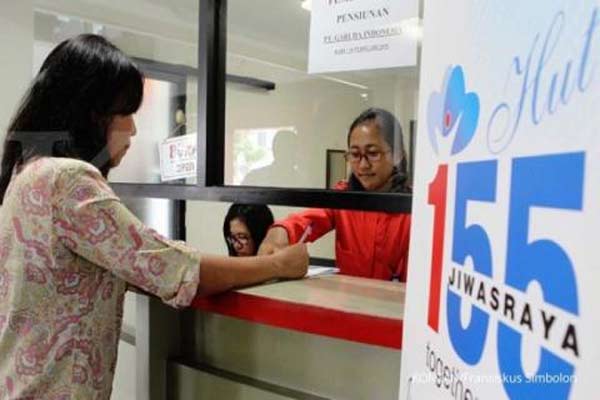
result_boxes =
[299,223,313,243]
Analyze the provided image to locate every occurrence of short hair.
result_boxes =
[223,204,274,256]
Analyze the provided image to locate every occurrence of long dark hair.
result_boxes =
[346,107,410,193]
[0,34,144,204]
[223,204,274,256]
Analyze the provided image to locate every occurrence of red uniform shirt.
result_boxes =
[274,182,411,281]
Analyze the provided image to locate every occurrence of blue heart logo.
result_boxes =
[428,66,480,155]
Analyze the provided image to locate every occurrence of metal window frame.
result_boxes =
[111,0,413,214]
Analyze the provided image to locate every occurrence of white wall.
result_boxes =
[0,1,34,150]
[225,78,365,188]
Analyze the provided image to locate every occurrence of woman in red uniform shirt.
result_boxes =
[258,108,411,281]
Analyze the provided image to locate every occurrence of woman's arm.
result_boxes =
[54,160,308,306]
[257,226,291,255]
[257,207,335,255]
[198,243,308,296]
[127,243,309,297]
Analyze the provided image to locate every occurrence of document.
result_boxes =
[306,266,339,278]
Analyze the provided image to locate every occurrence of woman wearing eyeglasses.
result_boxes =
[223,204,274,256]
[258,108,411,281]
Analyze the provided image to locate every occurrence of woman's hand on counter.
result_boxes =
[195,242,308,297]
[270,243,309,279]
[258,226,290,255]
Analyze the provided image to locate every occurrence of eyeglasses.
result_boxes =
[226,234,251,247]
[344,149,390,164]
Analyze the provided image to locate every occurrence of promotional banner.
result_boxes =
[307,0,418,73]
[400,1,600,399]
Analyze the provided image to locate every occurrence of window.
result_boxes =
[33,1,200,185]
[225,0,421,193]
[230,126,298,186]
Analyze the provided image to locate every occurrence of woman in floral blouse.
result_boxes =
[0,34,308,399]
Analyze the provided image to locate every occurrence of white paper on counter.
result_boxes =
[306,266,339,278]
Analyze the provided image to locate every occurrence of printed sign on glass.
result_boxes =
[308,0,419,74]
[159,133,197,182]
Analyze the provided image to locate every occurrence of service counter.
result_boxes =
[165,274,405,400]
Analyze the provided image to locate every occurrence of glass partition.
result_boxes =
[225,0,421,190]
[33,0,200,184]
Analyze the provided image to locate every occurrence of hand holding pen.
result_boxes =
[299,223,313,243]
[257,223,312,256]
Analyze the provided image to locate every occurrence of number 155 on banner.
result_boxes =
[426,152,583,399]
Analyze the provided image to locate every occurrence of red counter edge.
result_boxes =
[191,292,403,350]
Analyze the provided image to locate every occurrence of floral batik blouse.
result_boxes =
[0,158,202,399]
